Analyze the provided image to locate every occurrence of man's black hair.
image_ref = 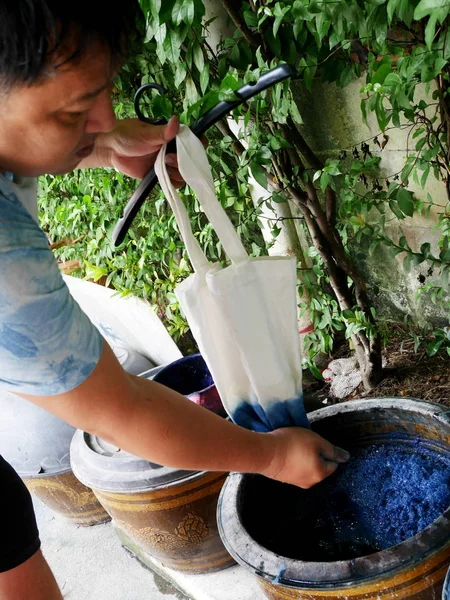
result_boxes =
[0,0,142,89]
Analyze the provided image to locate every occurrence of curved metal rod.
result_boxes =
[113,64,297,246]
[134,82,169,125]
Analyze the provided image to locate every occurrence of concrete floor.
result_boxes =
[34,497,263,600]
[34,499,187,600]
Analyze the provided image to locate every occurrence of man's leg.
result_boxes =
[0,456,62,599]
[0,550,62,600]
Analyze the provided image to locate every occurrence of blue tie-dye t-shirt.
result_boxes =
[0,175,102,395]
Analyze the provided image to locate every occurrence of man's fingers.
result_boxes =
[335,446,351,463]
[162,115,180,142]
[320,441,350,464]
[321,458,339,477]
[135,115,180,148]
[166,166,184,182]
[165,154,178,168]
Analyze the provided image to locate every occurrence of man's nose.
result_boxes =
[84,89,116,133]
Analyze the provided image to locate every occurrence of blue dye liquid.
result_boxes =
[242,441,450,561]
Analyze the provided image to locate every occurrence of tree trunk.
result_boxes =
[218,0,383,389]
[222,118,315,341]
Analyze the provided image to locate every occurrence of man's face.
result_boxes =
[0,48,117,177]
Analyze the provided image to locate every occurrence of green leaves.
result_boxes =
[403,252,425,273]
[273,4,290,37]
[243,8,258,28]
[414,0,450,48]
[387,0,414,26]
[414,0,450,20]
[371,61,393,85]
[193,41,205,72]
[174,62,187,88]
[397,189,415,217]
[264,29,282,57]
[172,0,194,26]
[184,77,199,106]
[229,43,253,70]
[420,242,431,259]
[272,192,288,204]
[251,161,268,189]
[42,0,450,363]
[424,13,439,49]
[162,29,182,63]
[199,63,210,94]
[342,307,376,341]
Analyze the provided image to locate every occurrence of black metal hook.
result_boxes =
[134,82,169,126]
[113,64,298,246]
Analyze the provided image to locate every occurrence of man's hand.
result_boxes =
[262,427,350,488]
[78,116,184,184]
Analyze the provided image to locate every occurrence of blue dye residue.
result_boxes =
[271,563,286,585]
[325,441,450,553]
[242,441,450,561]
[153,354,213,395]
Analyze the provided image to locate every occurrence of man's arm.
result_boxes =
[18,341,349,488]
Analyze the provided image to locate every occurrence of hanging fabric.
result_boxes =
[154,126,308,433]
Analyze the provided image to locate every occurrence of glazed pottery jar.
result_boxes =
[70,360,233,573]
[71,432,234,573]
[218,398,450,600]
[0,389,109,526]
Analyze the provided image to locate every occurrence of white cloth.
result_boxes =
[154,126,308,432]
[322,357,362,399]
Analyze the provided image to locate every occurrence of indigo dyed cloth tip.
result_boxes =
[232,395,309,432]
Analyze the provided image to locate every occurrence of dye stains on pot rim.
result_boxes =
[217,398,450,589]
[152,353,226,417]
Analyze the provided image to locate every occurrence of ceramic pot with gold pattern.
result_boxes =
[23,470,110,526]
[0,389,110,526]
[71,431,235,573]
[218,398,450,599]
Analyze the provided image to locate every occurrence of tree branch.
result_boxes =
[219,0,263,49]
[325,187,338,227]
[215,119,286,193]
[284,118,324,171]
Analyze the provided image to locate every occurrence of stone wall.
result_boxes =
[204,0,448,326]
[291,78,449,325]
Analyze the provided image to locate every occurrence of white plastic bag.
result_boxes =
[154,126,307,432]
[63,275,182,372]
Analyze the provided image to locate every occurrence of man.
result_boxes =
[0,2,349,598]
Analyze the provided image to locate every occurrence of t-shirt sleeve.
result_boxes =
[0,181,103,395]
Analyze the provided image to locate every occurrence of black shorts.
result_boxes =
[0,455,41,572]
